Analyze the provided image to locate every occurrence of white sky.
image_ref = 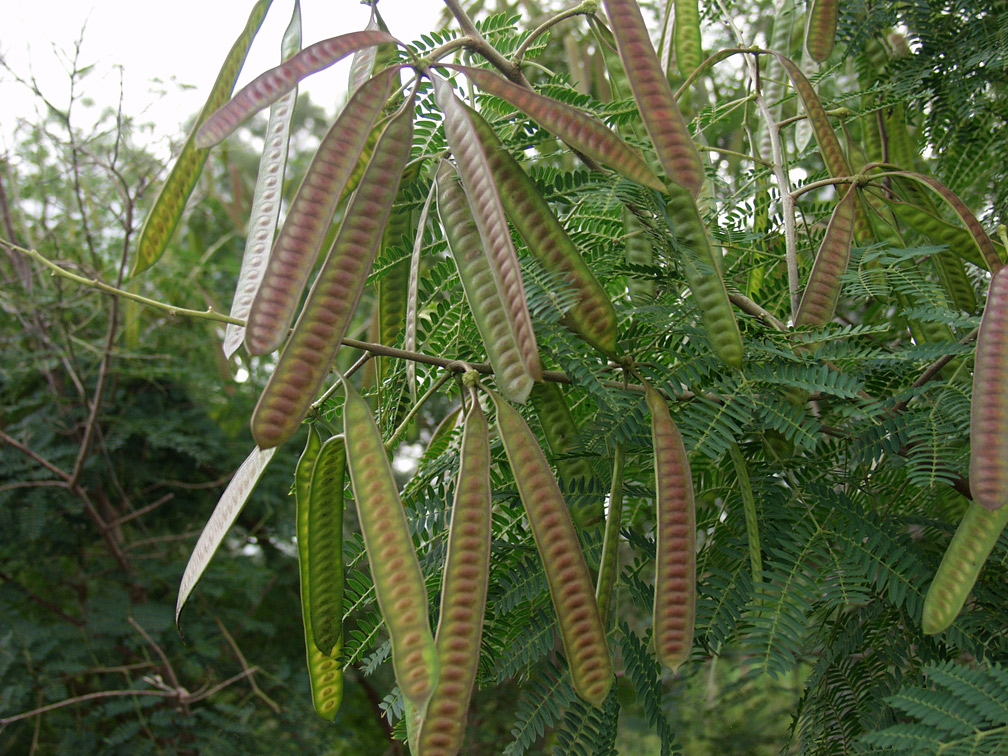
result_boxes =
[1,0,445,153]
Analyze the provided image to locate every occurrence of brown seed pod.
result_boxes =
[490,390,613,707]
[646,386,696,673]
[971,267,1008,510]
[805,0,838,63]
[794,185,857,328]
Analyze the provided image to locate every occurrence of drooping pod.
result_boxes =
[922,499,1008,634]
[646,386,696,673]
[417,388,492,756]
[436,160,536,404]
[342,378,438,713]
[970,267,1008,510]
[674,0,703,77]
[794,185,856,328]
[664,184,745,369]
[602,0,705,195]
[595,444,625,625]
[295,427,343,720]
[448,64,665,192]
[132,0,273,275]
[489,390,613,707]
[249,94,414,450]
[624,207,656,304]
[805,0,838,62]
[466,108,619,355]
[307,435,346,657]
[432,74,542,385]
[244,67,397,356]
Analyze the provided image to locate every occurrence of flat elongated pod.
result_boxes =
[176,445,276,626]
[466,109,618,355]
[530,383,595,491]
[674,0,703,77]
[250,97,414,449]
[449,64,664,192]
[794,185,856,327]
[805,0,838,62]
[224,1,302,359]
[624,207,656,303]
[295,427,343,719]
[971,267,1008,510]
[665,185,744,369]
[133,0,272,275]
[923,499,1008,634]
[646,386,696,673]
[307,436,346,657]
[418,393,492,756]
[244,68,397,356]
[490,391,613,707]
[595,444,625,625]
[195,30,399,146]
[602,0,704,195]
[342,379,438,711]
[886,200,1007,270]
[435,160,536,405]
[432,75,541,384]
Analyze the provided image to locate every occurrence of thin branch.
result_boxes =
[0,430,71,481]
[442,0,526,84]
[214,616,281,714]
[0,570,84,627]
[729,291,787,331]
[184,667,261,705]
[513,2,596,65]
[0,689,170,727]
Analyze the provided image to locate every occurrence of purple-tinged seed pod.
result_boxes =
[971,266,1008,510]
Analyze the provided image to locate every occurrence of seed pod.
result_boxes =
[307,436,346,657]
[436,160,536,404]
[595,444,625,625]
[342,379,438,712]
[923,499,1008,634]
[971,267,1008,510]
[794,185,856,328]
[449,64,665,192]
[466,108,618,355]
[665,184,744,369]
[602,0,704,194]
[250,95,413,450]
[674,0,703,77]
[432,75,542,384]
[887,200,1007,271]
[295,427,343,720]
[646,386,696,673]
[244,67,397,356]
[418,392,492,756]
[133,0,273,275]
[490,390,613,707]
[624,207,656,304]
[805,0,837,62]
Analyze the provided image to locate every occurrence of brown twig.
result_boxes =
[214,616,281,714]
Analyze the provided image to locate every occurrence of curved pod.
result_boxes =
[249,96,414,450]
[794,186,856,328]
[646,386,696,672]
[418,394,492,756]
[665,185,744,369]
[971,267,1008,510]
[244,68,397,356]
[342,380,438,711]
[490,391,613,707]
[436,160,536,404]
[922,499,1008,634]
[295,427,343,720]
[466,109,618,355]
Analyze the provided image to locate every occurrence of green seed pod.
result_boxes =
[466,108,619,355]
[624,207,656,304]
[595,444,625,625]
[490,390,613,707]
[665,184,745,369]
[307,435,346,657]
[674,0,703,78]
[602,0,705,194]
[794,186,856,328]
[646,386,696,673]
[804,0,837,63]
[342,379,438,712]
[971,267,1008,510]
[418,392,492,756]
[250,96,414,450]
[436,160,536,405]
[922,499,1008,634]
[295,427,343,720]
